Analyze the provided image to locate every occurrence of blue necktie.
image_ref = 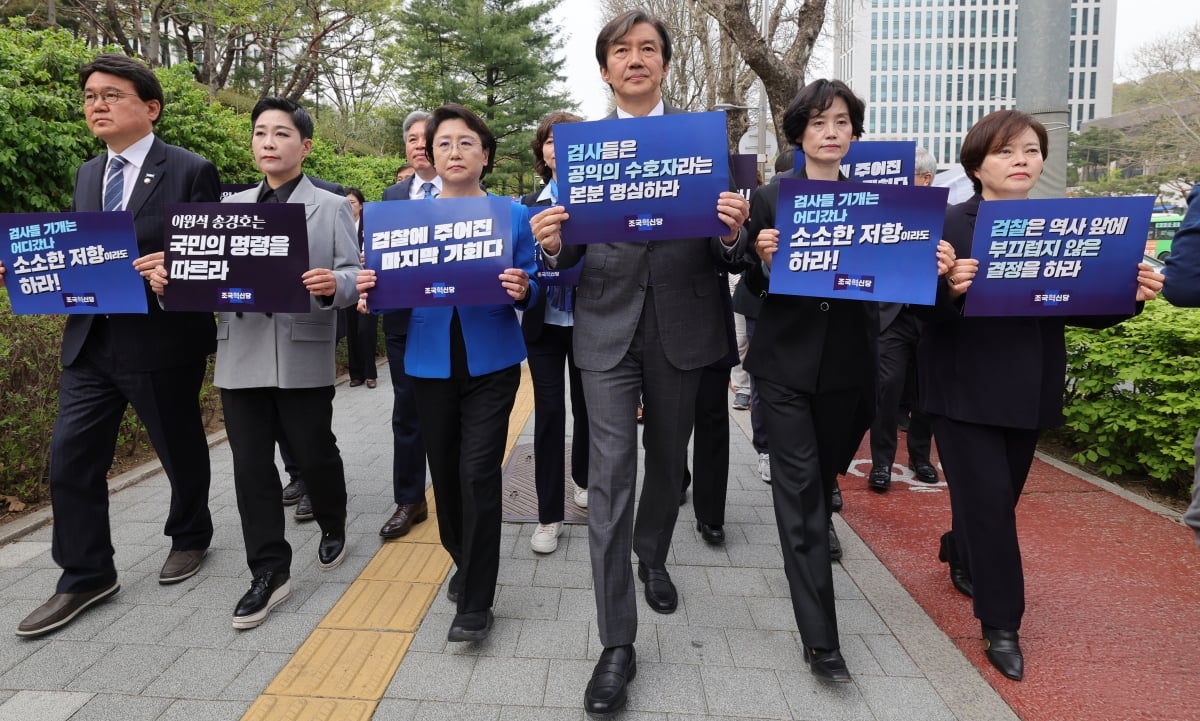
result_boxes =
[421,181,438,199]
[103,155,126,212]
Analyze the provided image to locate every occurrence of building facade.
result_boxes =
[833,0,1115,168]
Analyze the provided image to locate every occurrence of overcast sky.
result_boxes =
[555,0,1200,120]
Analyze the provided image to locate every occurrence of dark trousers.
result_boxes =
[50,334,212,594]
[758,379,860,651]
[344,308,378,381]
[870,311,932,469]
[385,332,427,505]
[414,364,520,615]
[682,364,731,526]
[527,323,589,524]
[222,386,347,577]
[930,416,1037,632]
[744,317,767,454]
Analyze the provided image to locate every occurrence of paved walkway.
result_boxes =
[0,359,1187,720]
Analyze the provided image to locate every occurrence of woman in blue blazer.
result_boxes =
[359,103,539,643]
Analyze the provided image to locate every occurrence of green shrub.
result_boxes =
[1059,299,1200,498]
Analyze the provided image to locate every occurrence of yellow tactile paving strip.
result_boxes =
[240,365,535,721]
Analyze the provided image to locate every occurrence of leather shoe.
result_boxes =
[584,644,636,718]
[828,524,843,562]
[365,379,377,389]
[982,626,1024,681]
[232,571,290,629]
[294,494,314,521]
[16,582,120,637]
[911,461,939,484]
[349,379,364,387]
[281,478,303,506]
[938,531,974,598]
[803,646,851,682]
[697,521,724,545]
[159,548,207,584]
[868,465,891,493]
[637,561,678,613]
[830,482,843,513]
[318,531,347,569]
[379,500,429,538]
[447,609,493,642]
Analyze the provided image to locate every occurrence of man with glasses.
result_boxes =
[7,53,220,637]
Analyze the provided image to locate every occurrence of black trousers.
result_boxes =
[526,323,589,524]
[344,308,378,381]
[758,379,860,651]
[384,332,427,505]
[682,364,731,526]
[414,364,520,614]
[870,311,932,469]
[223,386,347,577]
[50,327,212,594]
[930,415,1038,632]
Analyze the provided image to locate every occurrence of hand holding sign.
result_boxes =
[531,205,569,257]
[945,257,980,300]
[755,228,781,270]
[1135,263,1164,301]
[716,191,750,244]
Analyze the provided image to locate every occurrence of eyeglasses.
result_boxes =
[433,137,481,154]
[83,90,139,106]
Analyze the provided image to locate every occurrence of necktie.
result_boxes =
[421,181,438,199]
[103,155,126,212]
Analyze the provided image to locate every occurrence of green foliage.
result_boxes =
[305,141,403,202]
[1059,301,1200,498]
[154,64,257,185]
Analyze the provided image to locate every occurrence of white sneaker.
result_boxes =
[530,522,563,554]
[758,453,771,484]
[573,484,588,508]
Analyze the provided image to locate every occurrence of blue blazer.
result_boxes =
[405,199,540,378]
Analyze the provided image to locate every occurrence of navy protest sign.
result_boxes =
[0,211,146,315]
[554,112,731,244]
[768,178,948,304]
[794,140,917,185]
[963,196,1153,317]
[363,195,514,309]
[162,202,311,313]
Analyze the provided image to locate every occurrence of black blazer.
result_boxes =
[381,176,416,202]
[377,179,417,336]
[741,171,878,394]
[63,137,218,371]
[519,189,556,343]
[917,194,1131,430]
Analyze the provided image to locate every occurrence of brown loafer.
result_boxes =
[16,582,120,637]
[365,379,377,388]
[160,548,207,584]
[379,500,429,539]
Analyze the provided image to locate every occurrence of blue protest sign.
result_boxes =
[732,154,758,202]
[963,196,1153,317]
[794,140,917,185]
[554,112,731,244]
[768,178,948,304]
[162,203,311,313]
[0,211,146,315]
[363,196,514,309]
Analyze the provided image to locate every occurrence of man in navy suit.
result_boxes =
[375,110,434,540]
[8,53,219,637]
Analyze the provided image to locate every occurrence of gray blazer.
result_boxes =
[214,176,361,389]
[554,104,747,372]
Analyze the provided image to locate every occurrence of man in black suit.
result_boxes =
[8,53,219,637]
[531,11,749,717]
[374,110,433,541]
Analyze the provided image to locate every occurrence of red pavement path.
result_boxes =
[840,434,1200,721]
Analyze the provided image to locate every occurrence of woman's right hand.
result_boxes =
[355,268,377,301]
[755,228,780,269]
[530,205,569,256]
[945,258,980,300]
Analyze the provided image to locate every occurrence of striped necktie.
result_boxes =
[103,155,127,212]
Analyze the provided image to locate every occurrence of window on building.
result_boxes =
[1090,71,1096,100]
[1070,7,1077,34]
[1093,6,1100,34]
[1081,7,1089,36]
[1091,39,1098,67]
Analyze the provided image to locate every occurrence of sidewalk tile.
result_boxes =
[699,665,790,718]
[240,695,376,721]
[463,656,549,705]
[66,642,184,694]
[267,628,410,700]
[0,690,91,721]
[66,693,172,721]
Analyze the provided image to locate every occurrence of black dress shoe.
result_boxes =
[232,571,290,629]
[982,626,1024,680]
[447,609,493,642]
[803,646,851,682]
[584,644,636,718]
[379,500,429,538]
[828,524,843,562]
[294,494,314,521]
[830,482,844,513]
[868,465,891,493]
[911,461,939,484]
[697,521,725,545]
[938,531,974,598]
[281,479,303,506]
[318,531,347,569]
[637,561,678,613]
[16,582,120,637]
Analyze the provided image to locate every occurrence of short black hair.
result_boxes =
[959,110,1048,196]
[424,103,498,177]
[344,187,365,204]
[532,111,583,182]
[596,10,672,69]
[250,97,314,141]
[781,79,866,147]
[79,53,164,123]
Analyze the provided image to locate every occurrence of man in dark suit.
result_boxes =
[375,110,434,540]
[9,53,219,638]
[531,10,750,717]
